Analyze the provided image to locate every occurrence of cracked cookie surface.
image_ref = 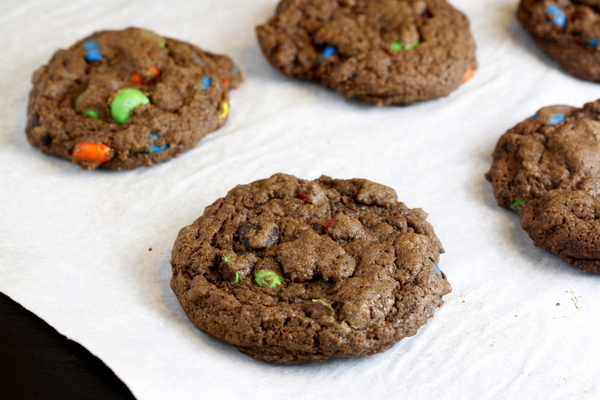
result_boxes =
[486,100,600,272]
[518,0,600,80]
[521,174,600,272]
[170,173,451,364]
[26,27,241,170]
[256,0,476,106]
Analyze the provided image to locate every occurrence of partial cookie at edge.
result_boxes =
[486,100,600,273]
[517,0,600,81]
[521,174,600,273]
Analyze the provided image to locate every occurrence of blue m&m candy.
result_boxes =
[428,259,443,277]
[548,113,565,125]
[84,40,104,62]
[201,76,212,90]
[145,133,169,154]
[547,6,566,28]
[322,46,337,59]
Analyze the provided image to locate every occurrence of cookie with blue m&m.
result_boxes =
[170,173,451,363]
[517,0,600,80]
[256,0,476,106]
[486,102,600,209]
[486,101,600,272]
[26,27,241,170]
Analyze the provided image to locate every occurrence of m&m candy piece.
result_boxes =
[145,132,169,154]
[323,218,336,233]
[219,102,229,119]
[84,41,99,49]
[149,143,168,153]
[463,66,474,83]
[84,40,104,62]
[110,88,150,124]
[255,270,284,288]
[510,197,526,214]
[428,259,443,277]
[201,76,212,90]
[131,73,144,84]
[82,109,99,119]
[391,39,419,52]
[131,66,161,84]
[147,66,161,84]
[549,114,565,125]
[391,41,403,51]
[404,41,420,50]
[75,92,101,119]
[390,40,421,51]
[547,6,566,28]
[311,299,335,316]
[322,45,337,59]
[73,142,111,163]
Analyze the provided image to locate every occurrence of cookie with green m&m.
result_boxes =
[486,101,600,273]
[26,27,241,170]
[517,0,600,81]
[170,173,451,364]
[520,174,600,273]
[256,0,476,106]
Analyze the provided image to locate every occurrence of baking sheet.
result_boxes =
[2,0,600,398]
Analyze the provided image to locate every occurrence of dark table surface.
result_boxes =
[0,292,136,400]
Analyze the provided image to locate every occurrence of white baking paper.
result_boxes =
[2,0,600,398]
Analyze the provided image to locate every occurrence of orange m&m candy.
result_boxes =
[463,66,474,83]
[131,66,161,84]
[73,142,112,163]
[131,72,144,84]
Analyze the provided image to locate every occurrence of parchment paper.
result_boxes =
[2,1,600,398]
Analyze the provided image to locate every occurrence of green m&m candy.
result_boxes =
[510,197,526,214]
[110,88,150,124]
[75,92,100,119]
[82,109,100,119]
[255,270,284,288]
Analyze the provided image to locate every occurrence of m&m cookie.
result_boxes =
[170,173,451,363]
[256,0,476,105]
[486,101,600,272]
[26,28,241,170]
[517,0,600,81]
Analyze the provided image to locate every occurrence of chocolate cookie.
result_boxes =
[170,174,451,364]
[521,174,600,272]
[26,27,241,170]
[256,0,476,106]
[486,100,600,272]
[517,0,600,81]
